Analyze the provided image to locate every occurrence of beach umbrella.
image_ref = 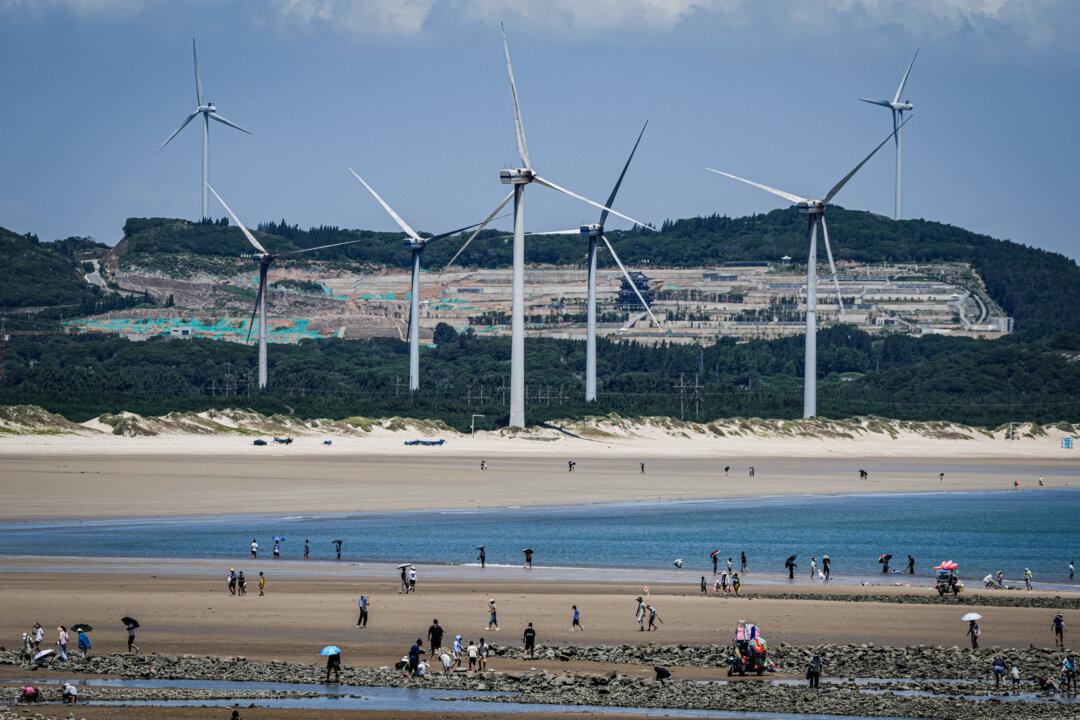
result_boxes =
[32,649,54,663]
[320,645,342,656]
[878,554,892,563]
[523,548,533,553]
[674,559,684,568]
[961,613,982,622]
[476,546,486,550]
[121,617,140,628]
[710,549,722,559]
[71,624,92,633]
[273,535,285,542]
[785,555,796,566]
[397,563,412,569]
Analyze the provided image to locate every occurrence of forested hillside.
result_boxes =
[3,326,1078,428]
[115,207,1080,337]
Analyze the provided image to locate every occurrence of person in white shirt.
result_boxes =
[439,652,453,675]
[250,539,258,559]
[466,640,479,671]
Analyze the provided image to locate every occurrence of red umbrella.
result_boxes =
[709,549,722,559]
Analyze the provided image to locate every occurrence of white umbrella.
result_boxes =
[32,649,55,663]
[397,563,413,570]
[961,612,982,622]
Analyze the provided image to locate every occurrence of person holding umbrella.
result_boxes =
[523,548,533,569]
[123,617,140,653]
[75,626,91,658]
[964,613,982,649]
[320,645,342,683]
[784,555,797,580]
[879,554,892,574]
[333,539,343,560]
[822,555,831,581]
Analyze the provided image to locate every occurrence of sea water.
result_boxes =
[1,490,1078,581]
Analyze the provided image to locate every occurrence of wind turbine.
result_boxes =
[443,24,654,428]
[207,185,368,390]
[347,167,508,392]
[705,117,911,418]
[159,39,251,220]
[860,49,918,220]
[579,121,660,402]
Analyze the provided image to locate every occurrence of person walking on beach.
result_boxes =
[1024,568,1033,590]
[250,539,258,559]
[1070,560,1075,582]
[334,539,343,560]
[453,635,463,669]
[400,566,409,593]
[567,460,575,472]
[711,553,718,575]
[991,656,1007,687]
[907,555,916,575]
[572,605,583,631]
[640,462,646,474]
[732,572,741,595]
[77,629,91,658]
[32,623,44,651]
[486,599,499,630]
[466,639,479,671]
[785,556,796,580]
[357,594,368,627]
[1052,613,1066,647]
[258,572,265,596]
[480,460,487,471]
[809,557,817,579]
[479,637,490,670]
[408,566,417,593]
[967,619,981,649]
[724,466,730,477]
[227,568,237,596]
[720,571,729,595]
[740,551,747,573]
[477,546,486,569]
[700,576,707,595]
[272,540,280,559]
[124,618,139,653]
[806,654,822,689]
[858,469,868,480]
[408,639,425,676]
[523,548,533,569]
[938,472,945,483]
[822,555,831,582]
[237,571,247,596]
[56,626,68,662]
[428,619,444,655]
[727,557,734,575]
[303,539,310,559]
[636,596,647,631]
[647,605,662,631]
[522,623,536,659]
[325,650,341,683]
[748,466,755,478]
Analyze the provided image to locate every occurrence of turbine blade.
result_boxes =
[444,191,515,270]
[246,269,265,343]
[426,213,513,242]
[820,215,845,318]
[533,174,653,231]
[822,114,912,204]
[859,98,893,108]
[501,23,530,168]
[528,228,582,236]
[893,49,919,104]
[347,167,421,241]
[206,184,269,255]
[277,238,368,257]
[703,167,809,205]
[601,235,661,328]
[192,38,203,106]
[208,112,252,135]
[157,112,199,153]
[601,119,648,228]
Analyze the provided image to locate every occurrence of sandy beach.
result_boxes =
[0,444,1075,520]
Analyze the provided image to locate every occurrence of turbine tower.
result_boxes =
[705,118,910,418]
[348,168,506,392]
[860,49,918,220]
[208,185,368,390]
[445,24,653,428]
[579,121,660,402]
[159,39,251,220]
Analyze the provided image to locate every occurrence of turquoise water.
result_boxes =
[1,491,1078,582]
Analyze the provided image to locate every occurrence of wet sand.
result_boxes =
[0,451,1073,520]
[8,709,642,720]
[0,567,1069,670]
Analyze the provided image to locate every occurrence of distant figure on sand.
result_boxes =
[640,462,646,474]
[477,546,486,568]
[408,640,425,676]
[480,460,487,471]
[740,551,747,572]
[822,555,831,581]
[237,571,247,596]
[907,555,916,574]
[785,556,796,580]
[809,557,817,578]
[967,619,980,649]
[124,618,139,653]
[1053,613,1066,647]
[724,466,730,476]
[727,557,733,574]
[428,619,444,654]
[1024,568,1033,590]
[487,599,499,630]
[748,466,755,477]
[858,469,868,480]
[227,568,237,595]
[700,576,707,595]
[334,539,343,560]
[939,472,945,482]
[258,572,265,596]
[572,605,583,630]
[1070,560,1075,582]
[523,548,533,569]
[647,605,661,631]
[409,566,417,592]
[273,540,280,558]
[712,553,718,575]
[304,539,310,559]
[399,566,409,593]
[522,622,536,659]
[732,572,741,595]
[357,595,368,627]
[568,460,576,472]
[250,539,258,558]
[636,596,646,631]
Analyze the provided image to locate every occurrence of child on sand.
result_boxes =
[647,605,661,631]
[732,573,741,595]
[572,605,583,631]
[258,572,265,596]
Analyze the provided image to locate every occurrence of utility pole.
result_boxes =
[471,414,486,434]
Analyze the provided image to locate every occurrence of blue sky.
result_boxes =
[1,0,1078,259]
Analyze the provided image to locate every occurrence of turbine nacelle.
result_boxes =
[580,223,603,237]
[500,168,534,185]
[892,101,913,111]
[403,238,427,250]
[798,201,825,215]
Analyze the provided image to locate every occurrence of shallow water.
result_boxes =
[1,490,1079,581]
[4,677,909,718]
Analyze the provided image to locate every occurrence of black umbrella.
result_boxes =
[72,624,93,633]
[785,555,797,566]
[122,617,140,628]
[878,554,892,564]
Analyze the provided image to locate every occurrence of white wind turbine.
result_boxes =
[705,118,910,418]
[207,185,370,390]
[348,167,508,392]
[159,39,251,220]
[443,24,654,428]
[860,49,918,220]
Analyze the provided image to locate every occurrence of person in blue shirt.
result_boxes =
[571,605,583,631]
